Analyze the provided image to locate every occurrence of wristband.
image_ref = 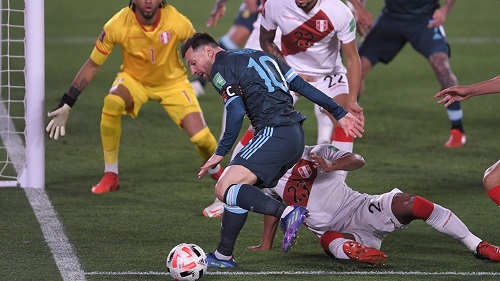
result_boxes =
[67,86,82,100]
[58,93,77,108]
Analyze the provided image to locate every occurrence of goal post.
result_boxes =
[24,0,45,188]
[0,0,45,188]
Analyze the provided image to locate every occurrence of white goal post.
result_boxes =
[0,0,44,188]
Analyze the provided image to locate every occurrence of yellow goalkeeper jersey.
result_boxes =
[90,5,194,86]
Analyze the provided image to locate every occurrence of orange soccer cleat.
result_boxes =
[475,241,500,262]
[444,129,466,148]
[91,172,119,194]
[343,241,388,266]
[202,198,225,218]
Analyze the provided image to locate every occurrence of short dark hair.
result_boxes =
[129,0,166,11]
[181,32,219,59]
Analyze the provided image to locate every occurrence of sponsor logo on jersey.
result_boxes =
[213,72,226,90]
[98,30,106,42]
[316,20,329,32]
[159,31,170,44]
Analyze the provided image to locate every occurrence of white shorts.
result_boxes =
[309,73,349,99]
[339,188,408,249]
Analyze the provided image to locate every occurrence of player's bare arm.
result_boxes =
[429,0,456,27]
[259,26,286,63]
[46,58,101,140]
[348,0,373,30]
[247,214,279,251]
[310,152,365,173]
[435,75,500,107]
[342,40,364,123]
[206,0,227,27]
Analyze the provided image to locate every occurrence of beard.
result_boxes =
[295,0,314,9]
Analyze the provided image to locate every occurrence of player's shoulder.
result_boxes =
[162,4,187,18]
[319,0,352,18]
[106,6,132,24]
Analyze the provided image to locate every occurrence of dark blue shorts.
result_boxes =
[230,123,305,188]
[358,13,451,66]
[233,2,260,31]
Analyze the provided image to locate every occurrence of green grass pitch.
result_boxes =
[1,1,499,280]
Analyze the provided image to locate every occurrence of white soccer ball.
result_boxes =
[166,243,208,281]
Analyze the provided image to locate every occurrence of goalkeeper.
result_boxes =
[46,0,223,194]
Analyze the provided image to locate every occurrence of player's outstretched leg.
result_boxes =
[280,206,309,252]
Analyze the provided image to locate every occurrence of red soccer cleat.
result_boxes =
[343,241,388,266]
[91,172,119,194]
[475,241,500,262]
[444,129,466,148]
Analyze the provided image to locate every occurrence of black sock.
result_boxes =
[224,184,287,217]
[216,209,248,256]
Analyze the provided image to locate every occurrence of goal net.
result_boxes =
[0,0,44,188]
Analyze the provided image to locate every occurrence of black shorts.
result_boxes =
[230,123,305,188]
[233,2,260,31]
[358,13,451,66]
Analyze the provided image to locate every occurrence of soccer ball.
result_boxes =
[166,243,208,281]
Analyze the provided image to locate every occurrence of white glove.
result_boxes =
[46,104,71,140]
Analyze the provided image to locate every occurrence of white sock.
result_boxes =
[425,204,482,252]
[214,250,232,261]
[280,206,294,219]
[208,164,221,175]
[315,104,334,144]
[328,238,351,260]
[105,163,118,174]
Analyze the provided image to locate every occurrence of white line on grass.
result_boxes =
[45,37,500,45]
[85,270,500,276]
[25,189,87,281]
[0,101,86,280]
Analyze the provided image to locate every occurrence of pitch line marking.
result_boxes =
[0,100,86,280]
[85,270,500,276]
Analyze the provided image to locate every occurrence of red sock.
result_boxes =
[486,185,500,206]
[412,196,434,220]
[320,231,345,257]
[240,130,254,146]
[331,126,354,142]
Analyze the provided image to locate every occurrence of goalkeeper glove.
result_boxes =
[46,93,75,140]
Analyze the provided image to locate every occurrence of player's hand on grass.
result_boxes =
[337,112,364,138]
[46,93,75,140]
[199,154,223,178]
[247,244,271,251]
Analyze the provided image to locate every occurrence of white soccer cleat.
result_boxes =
[202,198,225,218]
